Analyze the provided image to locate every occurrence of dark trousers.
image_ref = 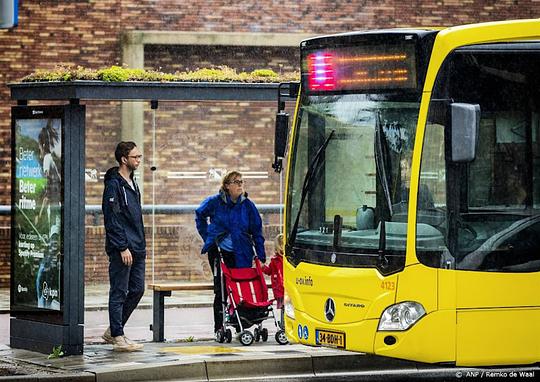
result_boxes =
[108,251,146,338]
[207,245,235,332]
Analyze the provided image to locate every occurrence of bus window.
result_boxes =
[417,45,540,272]
[287,93,420,274]
[415,109,448,268]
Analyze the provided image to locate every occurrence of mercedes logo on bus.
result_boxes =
[324,298,336,322]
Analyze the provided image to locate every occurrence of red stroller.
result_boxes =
[215,250,288,346]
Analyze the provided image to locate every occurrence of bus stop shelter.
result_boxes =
[8,80,295,355]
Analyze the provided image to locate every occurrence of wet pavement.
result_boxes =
[0,284,426,381]
[0,340,385,381]
[1,286,539,381]
[1,284,217,345]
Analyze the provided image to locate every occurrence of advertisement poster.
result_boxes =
[13,117,62,311]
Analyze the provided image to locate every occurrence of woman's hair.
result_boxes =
[114,141,137,164]
[220,170,242,193]
[38,120,59,154]
[274,233,284,254]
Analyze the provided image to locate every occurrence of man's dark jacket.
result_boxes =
[102,167,146,255]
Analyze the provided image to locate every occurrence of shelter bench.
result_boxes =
[148,281,273,342]
[149,283,214,342]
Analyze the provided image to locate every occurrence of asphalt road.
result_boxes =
[192,368,539,382]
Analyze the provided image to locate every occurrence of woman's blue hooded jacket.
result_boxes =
[195,190,265,268]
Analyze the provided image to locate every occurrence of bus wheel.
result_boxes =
[275,330,288,345]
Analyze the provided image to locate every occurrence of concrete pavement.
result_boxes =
[1,284,216,345]
[4,339,538,382]
[0,339,419,381]
[2,286,538,381]
[0,284,429,381]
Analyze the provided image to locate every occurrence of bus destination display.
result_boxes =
[304,44,417,92]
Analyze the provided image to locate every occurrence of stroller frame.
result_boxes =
[215,246,287,346]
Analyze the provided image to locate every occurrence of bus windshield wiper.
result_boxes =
[287,130,336,251]
[374,111,392,266]
[374,111,393,217]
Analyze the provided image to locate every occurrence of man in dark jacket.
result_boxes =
[101,141,145,352]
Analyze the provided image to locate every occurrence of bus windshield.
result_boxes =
[286,93,421,271]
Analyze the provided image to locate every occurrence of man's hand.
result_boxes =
[120,249,133,266]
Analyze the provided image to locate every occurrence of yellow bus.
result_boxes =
[274,19,540,366]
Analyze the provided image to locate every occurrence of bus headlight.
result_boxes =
[378,301,426,331]
[284,293,295,320]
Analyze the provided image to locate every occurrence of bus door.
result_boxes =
[418,45,540,366]
[452,104,540,365]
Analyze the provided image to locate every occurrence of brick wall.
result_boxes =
[84,224,211,285]
[2,1,540,287]
[84,100,281,205]
[145,45,298,74]
[85,219,281,285]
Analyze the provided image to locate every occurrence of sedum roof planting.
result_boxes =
[21,65,299,83]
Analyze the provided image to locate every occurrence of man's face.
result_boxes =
[124,147,142,171]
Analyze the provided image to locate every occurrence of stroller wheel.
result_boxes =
[238,330,254,346]
[261,328,269,342]
[225,329,232,343]
[275,329,289,345]
[215,329,225,343]
[254,328,261,342]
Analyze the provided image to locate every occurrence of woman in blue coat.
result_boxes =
[195,170,266,336]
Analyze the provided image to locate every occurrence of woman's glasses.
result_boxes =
[229,179,244,186]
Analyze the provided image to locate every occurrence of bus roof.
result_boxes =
[300,29,438,48]
[301,19,540,48]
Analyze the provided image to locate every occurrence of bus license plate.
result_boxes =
[315,329,346,349]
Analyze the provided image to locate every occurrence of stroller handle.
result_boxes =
[253,256,264,273]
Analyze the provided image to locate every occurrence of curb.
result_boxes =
[206,353,314,380]
[91,354,314,382]
[87,351,426,382]
[311,352,419,374]
[93,360,206,382]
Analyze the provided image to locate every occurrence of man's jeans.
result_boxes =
[108,251,145,338]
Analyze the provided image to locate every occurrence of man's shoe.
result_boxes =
[112,335,143,352]
[123,335,144,350]
[102,327,113,344]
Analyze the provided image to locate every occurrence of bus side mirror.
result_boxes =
[450,103,480,162]
[272,112,289,173]
[272,82,298,173]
